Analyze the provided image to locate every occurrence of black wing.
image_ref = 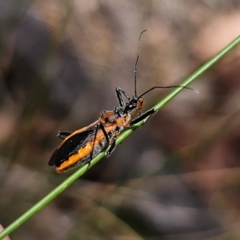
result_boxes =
[48,127,96,167]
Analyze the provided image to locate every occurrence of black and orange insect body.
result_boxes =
[49,115,118,173]
[49,30,194,173]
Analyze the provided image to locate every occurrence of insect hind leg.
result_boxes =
[87,124,100,168]
[87,122,112,168]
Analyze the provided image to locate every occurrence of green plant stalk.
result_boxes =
[1,35,240,239]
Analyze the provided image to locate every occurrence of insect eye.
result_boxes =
[126,104,135,111]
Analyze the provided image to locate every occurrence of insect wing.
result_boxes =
[48,127,96,167]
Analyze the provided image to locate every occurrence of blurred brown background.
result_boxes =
[1,1,240,239]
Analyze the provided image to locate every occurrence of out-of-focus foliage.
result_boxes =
[1,1,240,239]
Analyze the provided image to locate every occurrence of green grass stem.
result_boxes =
[0,35,240,239]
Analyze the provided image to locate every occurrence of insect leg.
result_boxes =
[87,122,112,167]
[57,131,72,139]
[130,109,156,126]
[99,123,110,144]
[106,140,116,157]
[99,123,117,157]
[88,124,100,167]
[116,87,131,108]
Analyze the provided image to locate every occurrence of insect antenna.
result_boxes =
[133,31,198,100]
[134,29,147,97]
[139,85,198,98]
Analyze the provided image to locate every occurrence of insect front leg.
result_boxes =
[57,131,72,139]
[130,108,156,126]
[116,87,131,108]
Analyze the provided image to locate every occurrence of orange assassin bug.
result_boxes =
[48,30,194,173]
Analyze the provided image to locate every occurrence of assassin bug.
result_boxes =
[49,30,195,173]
